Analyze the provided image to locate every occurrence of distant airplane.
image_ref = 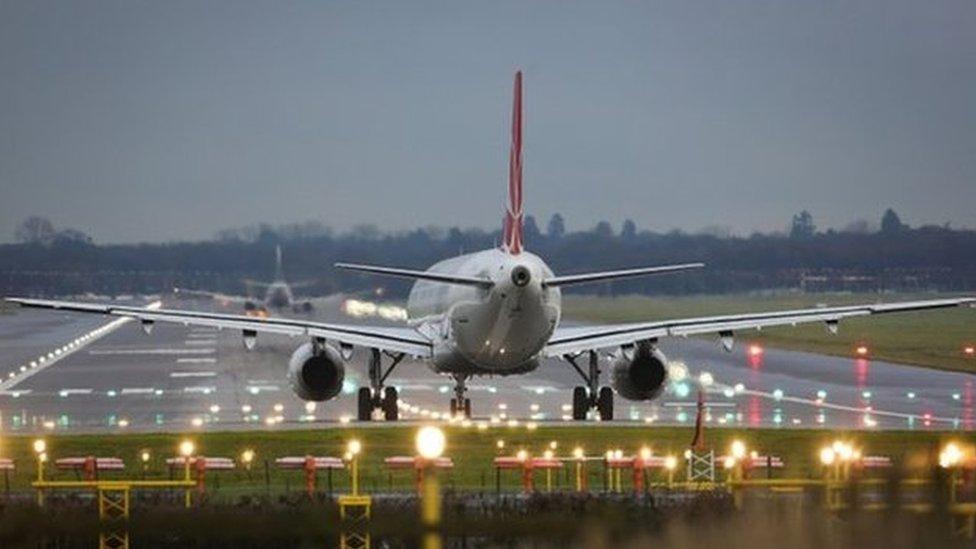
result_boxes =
[175,245,317,316]
[8,72,974,422]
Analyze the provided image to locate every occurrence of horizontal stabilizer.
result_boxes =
[544,262,704,287]
[335,263,494,288]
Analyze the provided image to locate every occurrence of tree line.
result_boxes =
[2,209,974,297]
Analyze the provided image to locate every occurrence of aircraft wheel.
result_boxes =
[357,387,373,421]
[463,398,472,419]
[449,398,458,417]
[572,386,589,420]
[382,387,399,421]
[597,387,614,421]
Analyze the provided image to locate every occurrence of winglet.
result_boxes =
[503,71,524,255]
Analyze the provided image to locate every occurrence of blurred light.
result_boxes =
[640,447,652,460]
[748,344,764,357]
[698,372,714,386]
[856,345,869,356]
[33,439,46,454]
[415,426,446,459]
[723,456,736,469]
[516,449,528,462]
[772,389,784,400]
[664,456,677,471]
[273,403,284,413]
[549,441,558,450]
[140,450,151,463]
[730,440,746,460]
[816,390,827,399]
[242,449,255,464]
[939,443,965,468]
[179,440,195,457]
[496,440,505,450]
[964,346,975,356]
[347,439,362,456]
[820,447,836,466]
[573,447,585,460]
[209,404,220,414]
[543,450,554,460]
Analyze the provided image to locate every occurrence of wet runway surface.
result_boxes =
[0,297,973,433]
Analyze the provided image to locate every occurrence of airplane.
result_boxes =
[175,245,318,316]
[6,71,974,422]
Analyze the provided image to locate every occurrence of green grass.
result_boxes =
[563,293,976,373]
[0,426,964,496]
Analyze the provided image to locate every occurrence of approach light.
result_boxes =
[748,344,764,357]
[242,449,255,464]
[549,440,558,451]
[140,450,151,463]
[640,447,652,461]
[415,426,446,460]
[856,345,869,356]
[573,447,585,460]
[496,439,505,450]
[664,456,678,471]
[723,456,736,469]
[730,440,747,460]
[543,450,554,460]
[347,439,362,457]
[819,447,836,466]
[939,442,964,468]
[179,440,195,457]
[516,449,528,462]
[33,439,46,454]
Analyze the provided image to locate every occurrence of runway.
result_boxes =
[0,297,973,433]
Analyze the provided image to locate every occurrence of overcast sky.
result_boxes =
[1,1,974,243]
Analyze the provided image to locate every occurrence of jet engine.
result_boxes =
[610,343,669,401]
[287,341,346,401]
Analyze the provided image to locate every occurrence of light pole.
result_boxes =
[346,439,362,496]
[180,440,194,508]
[664,455,677,489]
[573,447,585,492]
[140,449,151,480]
[416,426,446,549]
[33,439,46,507]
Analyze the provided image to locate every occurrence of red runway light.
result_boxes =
[748,344,764,357]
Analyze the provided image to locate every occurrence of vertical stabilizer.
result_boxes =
[503,71,524,255]
[274,244,284,281]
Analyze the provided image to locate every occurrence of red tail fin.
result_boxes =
[503,71,524,255]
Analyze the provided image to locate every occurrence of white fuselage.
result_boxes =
[407,249,561,376]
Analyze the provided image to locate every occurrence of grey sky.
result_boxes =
[1,1,974,243]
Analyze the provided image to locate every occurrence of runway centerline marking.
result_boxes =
[89,348,215,355]
[171,371,217,378]
[176,357,217,364]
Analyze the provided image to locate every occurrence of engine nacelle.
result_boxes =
[611,343,669,401]
[287,341,346,401]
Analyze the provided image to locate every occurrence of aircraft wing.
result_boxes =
[543,297,976,357]
[5,297,432,357]
[173,288,252,304]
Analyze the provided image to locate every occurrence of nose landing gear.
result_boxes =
[356,348,405,421]
[449,374,472,419]
[566,351,614,421]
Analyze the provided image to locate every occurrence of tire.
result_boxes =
[357,387,373,421]
[572,386,589,420]
[597,387,614,421]
[383,387,399,421]
[463,398,472,419]
[449,398,458,417]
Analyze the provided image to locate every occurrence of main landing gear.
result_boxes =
[357,348,405,421]
[565,351,613,421]
[449,374,472,419]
